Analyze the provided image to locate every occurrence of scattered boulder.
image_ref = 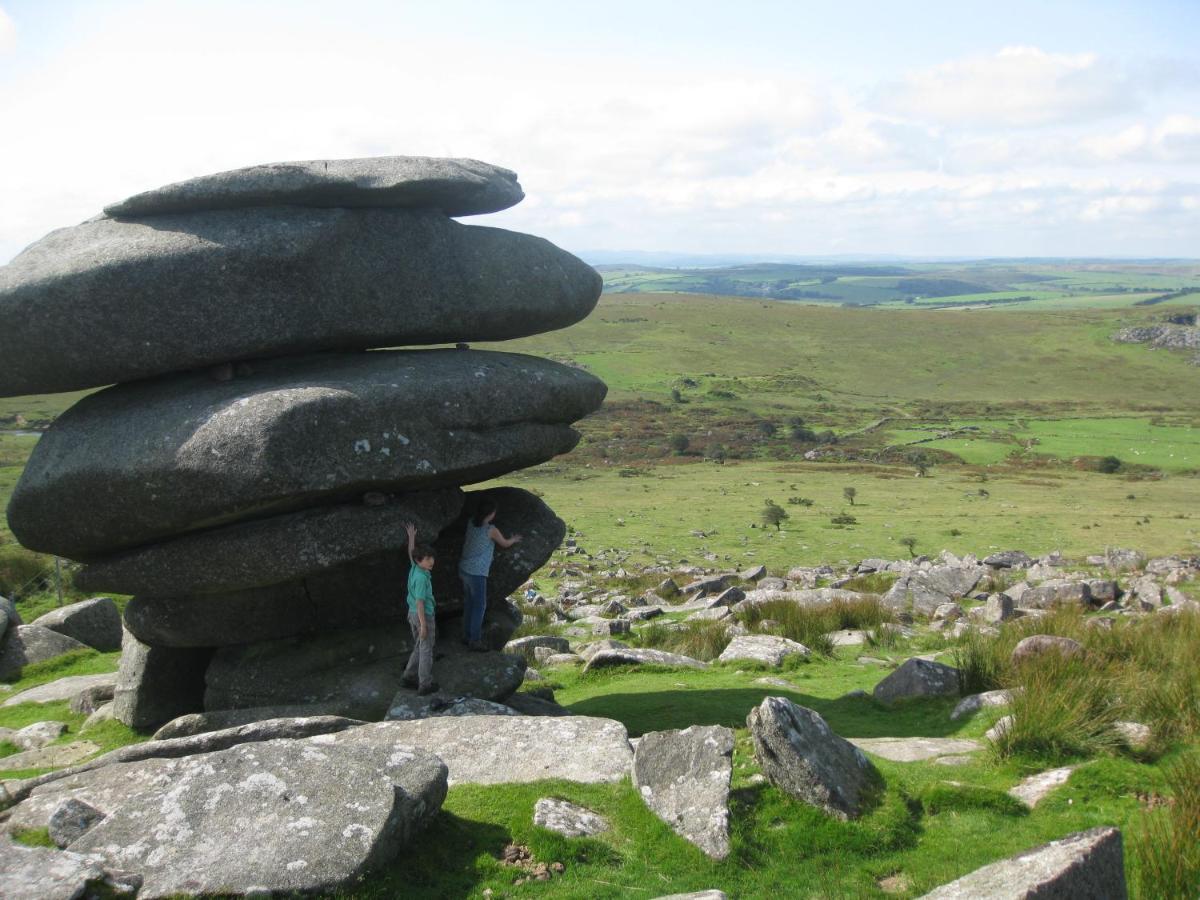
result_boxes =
[1087,579,1120,604]
[577,639,630,661]
[917,826,1125,899]
[505,635,571,662]
[982,550,1033,569]
[152,704,361,740]
[1114,720,1151,749]
[0,626,88,680]
[882,566,986,616]
[950,690,1015,721]
[385,694,518,721]
[504,692,572,717]
[1010,635,1083,666]
[1105,548,1145,573]
[29,598,122,652]
[746,697,880,820]
[0,741,100,773]
[12,721,67,751]
[872,658,960,704]
[717,635,810,667]
[982,593,1015,623]
[533,798,610,838]
[986,715,1015,743]
[47,798,105,848]
[69,683,115,716]
[105,154,525,218]
[1021,580,1091,609]
[740,564,767,581]
[541,653,584,667]
[633,725,734,860]
[583,648,708,672]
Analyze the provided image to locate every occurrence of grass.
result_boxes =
[735,596,891,657]
[629,619,731,661]
[1134,752,1200,898]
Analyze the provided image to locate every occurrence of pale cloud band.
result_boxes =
[0,4,1196,261]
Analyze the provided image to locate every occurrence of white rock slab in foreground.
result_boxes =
[633,725,734,860]
[851,737,982,763]
[583,647,708,672]
[533,798,610,837]
[918,826,1126,899]
[324,716,633,785]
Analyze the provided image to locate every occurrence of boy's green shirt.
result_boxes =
[407,564,435,616]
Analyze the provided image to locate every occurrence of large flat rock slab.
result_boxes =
[29,598,122,652]
[105,155,524,218]
[850,737,982,762]
[583,647,708,672]
[0,208,601,396]
[323,716,633,785]
[11,350,604,558]
[633,726,734,860]
[0,837,140,899]
[3,674,116,708]
[22,737,448,897]
[873,657,960,705]
[204,623,525,719]
[78,489,464,596]
[1008,766,1076,808]
[918,826,1126,899]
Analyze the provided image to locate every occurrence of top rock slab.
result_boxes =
[104,155,524,218]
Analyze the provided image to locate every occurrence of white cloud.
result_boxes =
[0,7,15,54]
[876,46,1138,128]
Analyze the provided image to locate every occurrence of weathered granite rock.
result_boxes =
[951,690,1015,721]
[204,623,525,719]
[28,598,122,652]
[12,720,66,751]
[735,587,862,613]
[717,635,810,666]
[11,351,604,558]
[105,155,524,218]
[0,626,88,680]
[1021,580,1091,609]
[983,550,1033,569]
[1008,766,1076,808]
[1105,548,1145,572]
[872,658,960,704]
[121,494,542,648]
[47,798,105,848]
[849,737,981,762]
[153,704,362,740]
[882,566,986,616]
[533,798,610,837]
[577,639,630,661]
[385,694,518,721]
[1010,635,1083,666]
[918,826,1125,899]
[58,737,448,897]
[0,208,602,397]
[0,837,140,899]
[583,647,708,672]
[747,697,880,819]
[78,489,464,596]
[986,715,1015,743]
[504,635,571,662]
[983,593,1015,623]
[111,629,211,731]
[632,726,734,859]
[3,673,115,708]
[504,692,572,717]
[324,716,633,785]
[69,683,115,716]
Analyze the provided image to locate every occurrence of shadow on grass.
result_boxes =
[564,687,965,739]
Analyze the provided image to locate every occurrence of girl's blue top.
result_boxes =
[459,520,496,576]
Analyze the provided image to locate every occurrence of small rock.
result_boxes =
[12,721,67,751]
[872,658,960,704]
[950,689,1015,721]
[718,635,810,667]
[533,798,610,837]
[985,715,1015,743]
[1010,635,1083,665]
[48,798,106,848]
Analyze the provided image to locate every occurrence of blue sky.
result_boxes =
[1,0,1197,261]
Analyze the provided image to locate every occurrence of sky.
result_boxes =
[1,0,1198,263]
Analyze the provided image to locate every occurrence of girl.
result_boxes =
[459,497,522,651]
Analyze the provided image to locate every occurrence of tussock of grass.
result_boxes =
[954,606,1200,762]
[839,571,898,594]
[10,827,54,848]
[0,646,114,685]
[919,784,1028,817]
[510,604,568,640]
[1134,752,1200,899]
[631,619,730,661]
[737,596,891,657]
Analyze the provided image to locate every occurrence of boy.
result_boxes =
[402,522,439,695]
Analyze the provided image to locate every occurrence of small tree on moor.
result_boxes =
[843,486,857,506]
[761,500,789,531]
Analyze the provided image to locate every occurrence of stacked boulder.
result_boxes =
[1,155,606,730]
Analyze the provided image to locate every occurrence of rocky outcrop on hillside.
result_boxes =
[0,155,605,728]
[1112,321,1200,363]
